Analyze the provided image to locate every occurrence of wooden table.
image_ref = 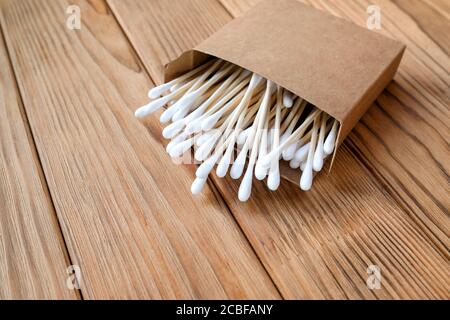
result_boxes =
[0,0,448,299]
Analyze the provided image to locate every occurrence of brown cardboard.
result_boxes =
[164,0,405,185]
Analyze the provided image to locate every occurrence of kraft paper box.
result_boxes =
[164,0,406,184]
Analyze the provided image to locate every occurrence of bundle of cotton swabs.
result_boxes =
[135,59,339,201]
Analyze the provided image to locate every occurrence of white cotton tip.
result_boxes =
[300,162,306,171]
[196,132,214,146]
[201,112,222,131]
[283,90,294,108]
[172,107,190,122]
[260,151,277,169]
[289,159,300,169]
[191,177,208,195]
[313,142,324,172]
[267,167,280,191]
[168,139,194,158]
[160,105,179,123]
[254,162,268,180]
[196,155,219,178]
[162,120,185,139]
[166,133,187,153]
[249,73,263,88]
[135,99,166,118]
[324,129,337,155]
[186,104,207,122]
[293,142,310,163]
[230,149,247,179]
[300,162,313,191]
[238,168,254,202]
[237,128,250,146]
[185,119,202,134]
[282,142,297,161]
[148,83,172,99]
[194,136,218,161]
[216,150,232,177]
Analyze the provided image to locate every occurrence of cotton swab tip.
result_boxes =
[148,83,172,99]
[283,90,294,108]
[230,150,247,179]
[238,170,253,202]
[267,170,280,191]
[191,177,208,195]
[254,163,268,180]
[196,155,218,178]
[313,143,324,171]
[300,163,313,191]
[324,130,337,155]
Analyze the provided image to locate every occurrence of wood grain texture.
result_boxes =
[393,0,450,54]
[110,0,233,84]
[110,0,450,299]
[0,0,280,299]
[0,28,78,299]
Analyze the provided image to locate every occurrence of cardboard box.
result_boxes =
[164,0,405,184]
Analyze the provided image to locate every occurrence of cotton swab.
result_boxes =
[238,81,274,201]
[313,113,328,171]
[267,86,283,190]
[300,115,320,191]
[324,119,339,155]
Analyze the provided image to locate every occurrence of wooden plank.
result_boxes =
[0,0,280,299]
[109,0,450,298]
[0,27,78,299]
[393,0,450,54]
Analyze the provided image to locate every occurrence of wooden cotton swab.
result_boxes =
[216,92,265,177]
[238,80,274,201]
[313,113,328,171]
[148,60,214,99]
[254,101,271,180]
[324,119,339,155]
[267,86,283,190]
[300,114,320,191]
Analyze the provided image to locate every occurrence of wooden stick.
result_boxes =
[267,86,283,190]
[300,115,320,191]
[313,113,328,171]
[237,81,273,201]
